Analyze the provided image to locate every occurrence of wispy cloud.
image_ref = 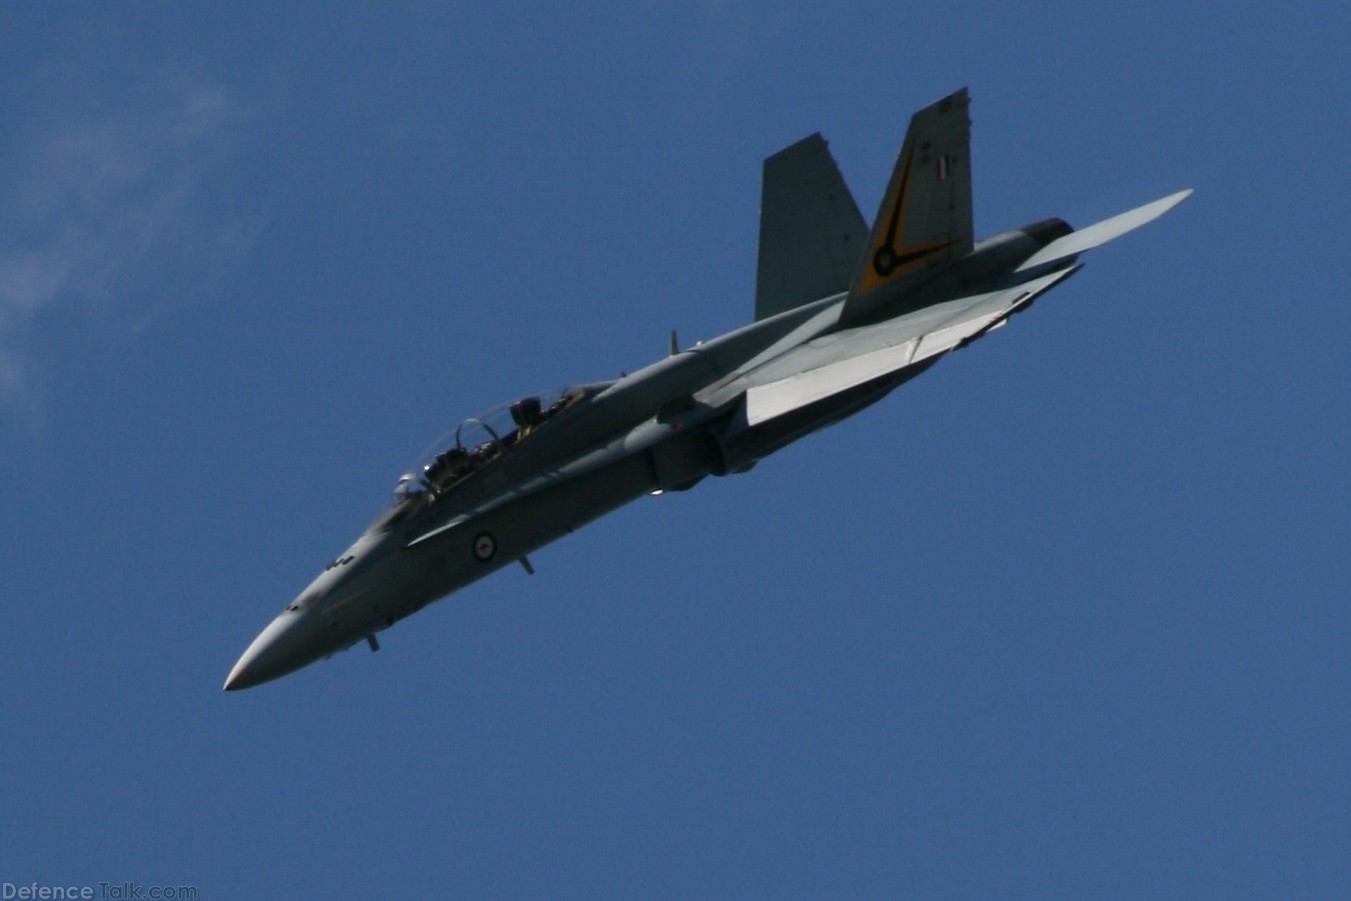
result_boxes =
[0,74,256,424]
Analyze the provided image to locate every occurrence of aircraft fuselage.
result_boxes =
[225,88,1188,689]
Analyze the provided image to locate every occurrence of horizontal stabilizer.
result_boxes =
[1016,189,1192,272]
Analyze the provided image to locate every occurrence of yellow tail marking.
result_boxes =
[858,147,952,293]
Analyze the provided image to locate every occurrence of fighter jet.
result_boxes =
[225,88,1189,690]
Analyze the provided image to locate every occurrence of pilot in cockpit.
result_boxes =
[424,446,471,491]
[509,396,543,438]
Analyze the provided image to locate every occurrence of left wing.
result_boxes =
[725,187,1192,427]
[705,266,1077,426]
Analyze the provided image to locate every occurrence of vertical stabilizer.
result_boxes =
[754,134,868,321]
[841,88,973,324]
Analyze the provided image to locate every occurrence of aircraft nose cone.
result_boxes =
[224,610,322,691]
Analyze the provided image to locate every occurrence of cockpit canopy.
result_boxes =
[393,386,585,503]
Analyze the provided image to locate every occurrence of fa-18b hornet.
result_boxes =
[225,88,1189,690]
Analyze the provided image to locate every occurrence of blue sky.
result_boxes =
[2,3,1349,897]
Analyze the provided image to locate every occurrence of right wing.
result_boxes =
[1016,189,1193,272]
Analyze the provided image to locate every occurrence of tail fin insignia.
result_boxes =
[847,88,974,312]
[862,144,956,288]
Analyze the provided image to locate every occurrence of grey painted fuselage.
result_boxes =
[225,88,1188,689]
